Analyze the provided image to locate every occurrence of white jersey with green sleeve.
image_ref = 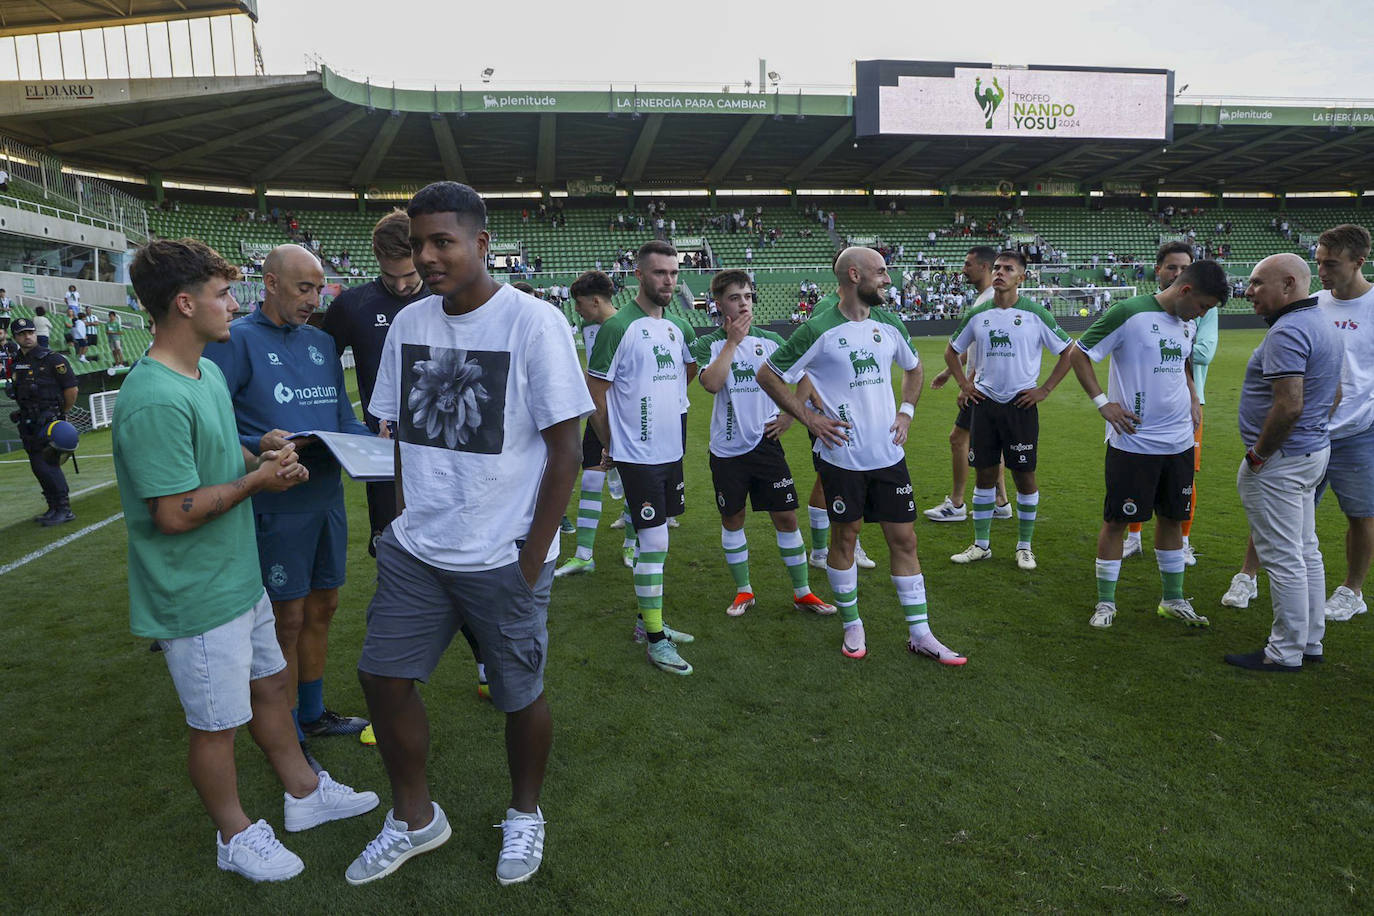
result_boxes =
[768,306,920,472]
[949,295,1072,404]
[1076,294,1195,455]
[689,327,786,458]
[586,301,694,464]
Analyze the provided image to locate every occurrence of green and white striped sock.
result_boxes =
[722,526,750,592]
[776,528,810,597]
[574,470,605,561]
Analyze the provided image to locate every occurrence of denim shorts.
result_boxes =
[255,505,349,601]
[158,591,286,732]
[1317,425,1374,518]
[359,529,552,713]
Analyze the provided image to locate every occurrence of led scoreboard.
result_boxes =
[855,60,1173,141]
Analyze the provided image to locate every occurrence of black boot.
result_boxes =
[32,501,56,523]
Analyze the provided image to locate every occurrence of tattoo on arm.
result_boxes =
[180,496,193,513]
[205,496,225,521]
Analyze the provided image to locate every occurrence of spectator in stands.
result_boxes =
[0,166,8,191]
[106,311,126,366]
[0,288,10,332]
[32,306,51,349]
[65,285,80,319]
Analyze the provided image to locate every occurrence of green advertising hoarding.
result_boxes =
[1176,103,1374,128]
[322,68,852,118]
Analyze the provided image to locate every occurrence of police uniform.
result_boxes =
[8,318,78,522]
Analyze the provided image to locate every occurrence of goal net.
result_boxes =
[1020,285,1137,318]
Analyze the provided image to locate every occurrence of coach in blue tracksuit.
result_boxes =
[205,244,371,768]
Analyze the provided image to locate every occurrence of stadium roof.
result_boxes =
[2,66,1374,196]
[0,1,256,37]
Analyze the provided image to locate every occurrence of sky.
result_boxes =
[250,0,1374,102]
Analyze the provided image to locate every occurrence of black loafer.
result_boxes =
[1224,649,1301,672]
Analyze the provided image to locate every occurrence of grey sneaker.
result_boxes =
[1089,602,1116,629]
[495,807,546,886]
[632,619,695,644]
[345,803,452,886]
[992,502,1013,520]
[646,639,693,675]
[284,770,379,832]
[217,819,303,882]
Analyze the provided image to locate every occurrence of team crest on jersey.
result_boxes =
[668,329,676,342]
[873,330,882,343]
[717,492,726,508]
[832,498,846,515]
[640,502,656,521]
[1013,316,1022,326]
[308,345,325,366]
[268,352,282,366]
[754,343,764,357]
[1122,499,1138,517]
[268,564,288,588]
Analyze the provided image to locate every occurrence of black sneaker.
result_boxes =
[301,709,369,737]
[41,508,75,526]
[298,739,324,775]
[33,507,55,523]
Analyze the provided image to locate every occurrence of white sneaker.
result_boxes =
[1122,537,1143,560]
[217,819,304,882]
[1181,544,1197,567]
[610,514,626,530]
[666,516,680,528]
[1014,547,1036,570]
[950,543,992,564]
[1220,573,1258,609]
[992,502,1013,520]
[923,496,967,522]
[808,550,829,570]
[1089,602,1116,628]
[1157,597,1209,628]
[496,807,546,886]
[284,770,379,832]
[854,543,876,569]
[1325,585,1368,621]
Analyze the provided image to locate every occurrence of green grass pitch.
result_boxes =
[0,328,1370,911]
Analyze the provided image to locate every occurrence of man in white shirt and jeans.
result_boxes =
[350,182,590,887]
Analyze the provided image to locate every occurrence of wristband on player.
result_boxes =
[1091,393,1109,409]
[1245,447,1269,471]
[898,401,915,418]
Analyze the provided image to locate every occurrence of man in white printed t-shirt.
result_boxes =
[690,269,835,619]
[586,240,698,676]
[1067,259,1230,631]
[943,250,1075,571]
[351,183,591,888]
[925,246,1013,523]
[554,270,625,579]
[1314,225,1374,621]
[760,247,966,666]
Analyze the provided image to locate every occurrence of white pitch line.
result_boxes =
[0,512,124,577]
[0,453,114,464]
[70,479,116,499]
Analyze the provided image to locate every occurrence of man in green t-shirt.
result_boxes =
[114,239,378,882]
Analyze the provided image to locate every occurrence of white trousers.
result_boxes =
[1236,447,1330,666]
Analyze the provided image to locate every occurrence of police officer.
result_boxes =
[6,317,78,524]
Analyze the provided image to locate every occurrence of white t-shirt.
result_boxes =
[962,285,996,379]
[1076,294,1195,455]
[586,302,696,465]
[73,318,87,339]
[64,291,79,310]
[949,295,1071,404]
[1317,286,1374,439]
[689,327,786,458]
[368,287,593,572]
[768,305,920,472]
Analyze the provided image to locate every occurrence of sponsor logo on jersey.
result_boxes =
[1157,338,1184,362]
[731,362,756,385]
[267,352,282,366]
[274,381,337,405]
[988,329,1012,349]
[274,382,295,404]
[895,483,913,495]
[773,477,795,489]
[848,348,880,377]
[639,395,652,441]
[375,313,389,326]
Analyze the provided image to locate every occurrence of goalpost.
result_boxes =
[1020,285,1137,318]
